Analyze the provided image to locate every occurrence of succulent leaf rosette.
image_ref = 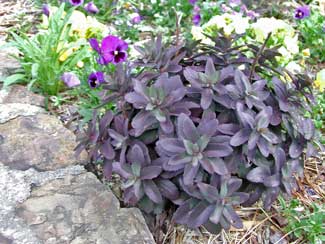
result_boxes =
[77,34,320,233]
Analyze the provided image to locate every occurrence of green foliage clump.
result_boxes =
[279,196,325,244]
[4,4,92,95]
[296,10,325,64]
[310,93,325,144]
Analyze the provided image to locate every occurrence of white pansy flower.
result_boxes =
[251,18,293,42]
[232,14,249,34]
[204,13,249,35]
[284,35,299,54]
[286,61,302,74]
[204,15,227,29]
[191,26,205,40]
[191,26,215,45]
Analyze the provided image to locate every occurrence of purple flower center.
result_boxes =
[295,10,304,18]
[89,76,99,88]
[88,71,105,88]
[111,47,126,63]
[294,6,310,19]
[70,0,83,6]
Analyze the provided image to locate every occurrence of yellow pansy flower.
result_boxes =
[123,3,132,9]
[59,48,73,62]
[315,69,325,92]
[302,48,310,57]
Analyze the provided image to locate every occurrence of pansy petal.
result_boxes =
[89,38,100,52]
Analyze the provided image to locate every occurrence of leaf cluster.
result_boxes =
[4,3,92,95]
[279,196,325,244]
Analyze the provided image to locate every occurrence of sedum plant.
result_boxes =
[77,33,321,233]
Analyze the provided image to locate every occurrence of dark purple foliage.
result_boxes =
[125,73,198,136]
[76,33,320,234]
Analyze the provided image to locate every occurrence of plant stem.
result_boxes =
[249,32,272,82]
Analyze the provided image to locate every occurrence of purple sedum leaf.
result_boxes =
[230,128,251,146]
[188,202,214,228]
[156,179,179,200]
[140,166,162,179]
[100,140,115,160]
[246,167,271,183]
[289,140,303,158]
[209,204,224,224]
[183,163,200,185]
[223,205,243,229]
[143,180,163,203]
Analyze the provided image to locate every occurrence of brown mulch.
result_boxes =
[0,0,37,41]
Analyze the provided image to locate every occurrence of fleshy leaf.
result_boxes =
[246,167,271,183]
[140,166,162,179]
[143,180,163,203]
[188,202,214,228]
[230,128,251,146]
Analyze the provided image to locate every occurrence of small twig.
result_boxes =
[259,207,282,231]
[274,225,310,244]
[173,8,182,46]
[239,217,269,243]
[249,32,272,82]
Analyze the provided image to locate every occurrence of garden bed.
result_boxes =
[0,0,324,244]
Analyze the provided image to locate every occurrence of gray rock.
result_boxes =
[0,164,155,244]
[0,113,88,171]
[0,103,44,124]
[0,77,155,244]
[0,233,13,244]
[0,85,45,107]
[0,50,20,81]
[0,163,86,244]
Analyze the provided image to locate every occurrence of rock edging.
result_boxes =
[0,86,155,244]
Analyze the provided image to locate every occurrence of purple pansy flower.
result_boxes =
[89,35,128,65]
[294,5,310,19]
[192,5,201,26]
[69,0,84,7]
[61,72,81,88]
[188,0,197,5]
[88,71,105,88]
[246,10,259,19]
[131,13,141,24]
[240,4,259,19]
[192,14,201,26]
[42,4,50,17]
[84,1,99,14]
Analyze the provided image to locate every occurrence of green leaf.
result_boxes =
[220,182,227,198]
[27,79,37,90]
[31,63,39,78]
[198,135,209,151]
[131,162,141,177]
[3,73,26,87]
[183,140,194,155]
